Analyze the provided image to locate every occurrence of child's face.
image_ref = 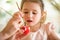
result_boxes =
[22,2,42,26]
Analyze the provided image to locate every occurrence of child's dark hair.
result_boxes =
[21,0,44,11]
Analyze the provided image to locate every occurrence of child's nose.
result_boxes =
[28,12,33,18]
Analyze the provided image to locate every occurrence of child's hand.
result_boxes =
[44,23,60,40]
[41,22,55,35]
[44,22,55,35]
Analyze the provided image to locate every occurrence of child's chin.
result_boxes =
[28,24,34,27]
[26,22,35,26]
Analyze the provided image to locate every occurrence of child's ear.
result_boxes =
[42,11,47,17]
[40,11,47,24]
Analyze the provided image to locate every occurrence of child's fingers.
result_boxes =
[44,22,55,35]
[46,22,55,30]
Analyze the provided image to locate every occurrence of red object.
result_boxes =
[15,26,30,39]
[21,26,30,35]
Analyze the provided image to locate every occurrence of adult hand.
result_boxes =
[1,11,24,40]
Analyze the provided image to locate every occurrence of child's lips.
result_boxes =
[27,20,33,22]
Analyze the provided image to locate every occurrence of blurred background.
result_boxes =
[0,0,60,35]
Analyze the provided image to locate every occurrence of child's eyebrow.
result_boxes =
[33,10,37,12]
[23,9,37,12]
[23,9,28,10]
[22,9,29,11]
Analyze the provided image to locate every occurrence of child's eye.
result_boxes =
[24,12,28,14]
[33,12,37,14]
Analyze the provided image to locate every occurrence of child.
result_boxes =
[0,0,60,40]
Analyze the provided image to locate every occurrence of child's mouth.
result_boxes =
[27,20,32,23]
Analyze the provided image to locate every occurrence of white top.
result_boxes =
[12,28,47,40]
